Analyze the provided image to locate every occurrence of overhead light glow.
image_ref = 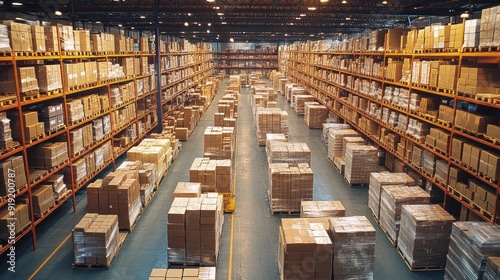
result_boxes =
[213,6,220,9]
[285,34,288,36]
[230,38,234,42]
[346,17,351,20]
[300,14,306,17]
[308,7,316,10]
[221,22,227,24]
[55,10,62,16]
[217,12,224,16]
[310,34,314,36]
[12,2,22,6]
[131,27,134,29]
[187,13,192,16]
[180,31,185,34]
[296,17,301,20]
[96,21,101,23]
[320,0,328,2]
[198,23,201,26]
[207,0,215,2]
[184,22,189,26]
[140,15,145,19]
[290,23,294,25]
[207,30,210,33]
[118,24,122,27]
[208,23,211,26]
[193,35,196,38]
[342,0,347,3]
[382,0,387,4]
[15,17,25,21]
[460,12,470,18]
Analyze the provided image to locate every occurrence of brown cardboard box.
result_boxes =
[452,138,467,162]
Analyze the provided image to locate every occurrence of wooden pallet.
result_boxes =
[454,125,484,138]
[29,169,49,184]
[471,202,493,221]
[46,125,66,136]
[22,91,40,101]
[119,207,142,232]
[73,231,127,269]
[142,187,157,207]
[437,119,452,128]
[397,248,446,271]
[433,147,448,157]
[479,46,500,52]
[433,177,448,189]
[417,112,437,122]
[40,88,63,96]
[0,95,16,106]
[27,133,46,144]
[368,208,379,224]
[462,47,479,53]
[478,172,498,184]
[34,204,55,219]
[55,189,72,204]
[344,177,369,188]
[475,93,500,105]
[0,141,20,156]
[447,186,472,205]
[271,210,301,215]
[483,135,500,146]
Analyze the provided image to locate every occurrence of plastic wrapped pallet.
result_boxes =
[368,172,416,220]
[379,185,430,245]
[327,129,358,162]
[285,83,298,100]
[300,201,345,218]
[268,163,313,213]
[73,214,120,267]
[203,126,235,160]
[484,257,500,280]
[397,204,455,269]
[279,218,332,280]
[255,108,289,146]
[329,216,376,279]
[167,194,224,266]
[445,222,500,280]
[267,142,311,164]
[293,95,315,114]
[0,24,11,52]
[321,123,350,145]
[344,144,378,186]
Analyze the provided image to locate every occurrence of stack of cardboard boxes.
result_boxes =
[327,129,358,162]
[111,104,137,132]
[0,112,13,149]
[149,267,216,280]
[265,133,287,155]
[379,185,431,245]
[344,144,378,186]
[35,64,62,93]
[321,123,350,146]
[292,95,315,115]
[300,201,345,218]
[0,203,30,242]
[86,164,142,230]
[40,103,65,133]
[278,218,332,280]
[3,21,33,52]
[457,67,500,96]
[368,172,416,220]
[43,174,68,203]
[0,66,39,94]
[11,111,44,142]
[426,127,450,154]
[35,142,69,169]
[31,185,56,217]
[397,204,455,269]
[449,23,465,49]
[167,194,224,266]
[0,155,27,196]
[330,216,376,279]
[479,6,500,48]
[73,29,91,53]
[485,257,500,280]
[203,126,235,160]
[66,99,85,124]
[268,162,313,213]
[128,138,171,182]
[445,222,500,279]
[73,214,121,267]
[437,64,458,91]
[59,25,75,51]
[304,102,328,128]
[255,108,289,146]
[173,182,202,199]
[189,158,232,204]
[114,161,157,207]
[267,142,311,164]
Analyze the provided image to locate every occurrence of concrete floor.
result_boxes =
[0,79,445,280]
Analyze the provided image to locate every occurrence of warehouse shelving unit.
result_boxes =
[0,30,214,255]
[280,45,500,225]
[215,51,278,74]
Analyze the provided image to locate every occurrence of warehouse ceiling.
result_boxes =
[1,0,498,42]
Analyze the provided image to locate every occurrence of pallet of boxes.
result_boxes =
[149,267,216,280]
[150,129,182,163]
[254,108,289,146]
[167,192,224,267]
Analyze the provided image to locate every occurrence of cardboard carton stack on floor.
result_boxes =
[267,142,311,164]
[167,194,224,266]
[127,138,172,181]
[368,172,416,220]
[288,87,306,103]
[254,86,277,102]
[203,126,235,160]
[379,185,430,245]
[116,161,157,206]
[265,133,287,155]
[304,102,329,128]
[292,95,316,115]
[344,144,378,185]
[86,164,142,230]
[397,204,455,269]
[173,182,202,199]
[327,129,358,162]
[0,203,30,242]
[321,123,351,146]
[255,108,289,146]
[189,158,233,207]
[268,163,313,213]
[279,218,332,280]
[32,185,55,217]
[329,216,376,279]
[300,201,345,218]
[73,214,120,267]
[445,222,500,280]
[149,267,216,280]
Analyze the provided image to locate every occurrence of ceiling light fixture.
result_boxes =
[207,0,215,2]
[382,0,387,4]
[187,13,192,16]
[118,24,122,27]
[12,2,22,6]
[296,17,301,20]
[346,17,351,20]
[140,15,145,19]
[96,21,101,24]
[310,34,314,36]
[217,12,224,16]
[184,22,189,26]
[131,27,134,29]
[300,14,306,17]
[55,10,62,16]
[230,38,234,42]
[285,34,288,36]
[308,7,316,10]
[221,22,227,24]
[320,0,328,2]
[213,6,220,9]
[207,30,210,33]
[198,23,201,26]
[342,0,347,3]
[460,11,470,18]
[208,23,211,26]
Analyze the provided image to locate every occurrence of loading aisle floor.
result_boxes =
[0,79,444,279]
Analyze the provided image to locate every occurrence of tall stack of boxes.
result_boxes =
[40,103,65,133]
[327,129,358,162]
[268,162,313,213]
[304,103,329,128]
[330,216,376,279]
[167,194,224,266]
[368,172,416,220]
[479,6,500,48]
[128,138,171,182]
[397,204,455,269]
[279,218,332,280]
[35,65,63,93]
[0,112,13,149]
[11,111,45,142]
[203,126,235,160]
[267,142,311,164]
[0,203,30,242]
[73,214,121,267]
[437,64,457,91]
[464,19,482,48]
[457,67,500,96]
[86,164,142,230]
[35,142,69,170]
[255,109,289,146]
[0,67,39,94]
[189,158,233,207]
[3,21,33,52]
[0,155,27,197]
[379,185,431,245]
[293,95,316,115]
[445,222,500,279]
[344,144,378,186]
